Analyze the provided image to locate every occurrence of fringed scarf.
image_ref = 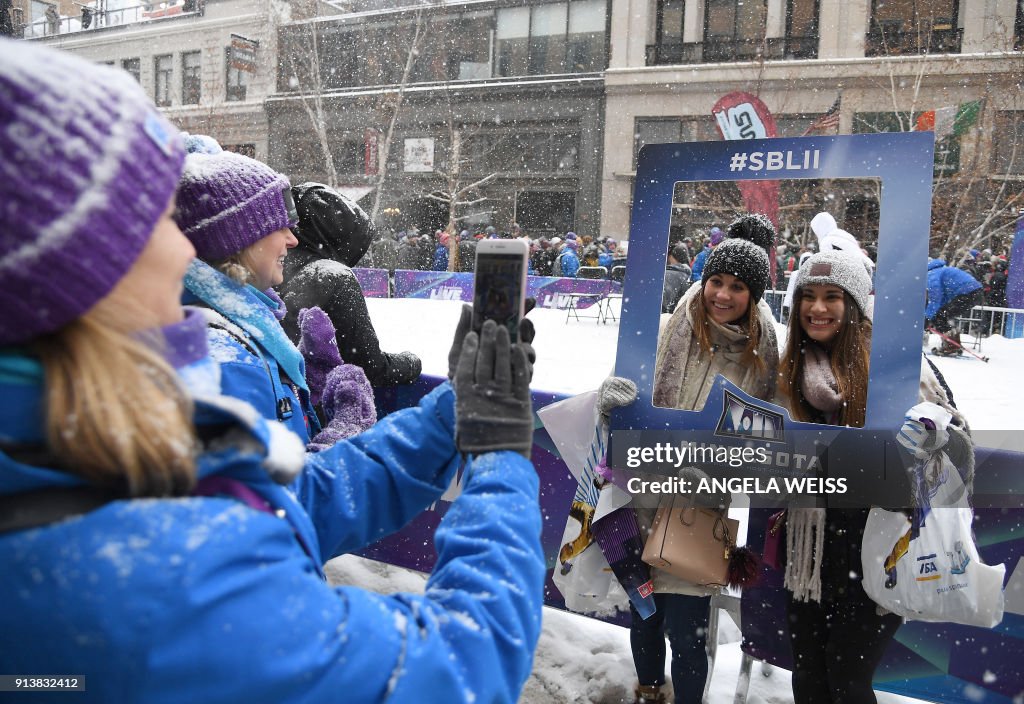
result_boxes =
[783,342,840,603]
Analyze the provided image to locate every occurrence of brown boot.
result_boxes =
[634,684,667,704]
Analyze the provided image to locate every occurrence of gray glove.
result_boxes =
[448,303,535,383]
[454,320,534,457]
[597,376,638,432]
[447,304,473,380]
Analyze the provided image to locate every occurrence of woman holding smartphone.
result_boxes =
[0,41,543,704]
[632,235,778,704]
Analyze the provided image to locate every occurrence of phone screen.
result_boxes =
[473,252,526,342]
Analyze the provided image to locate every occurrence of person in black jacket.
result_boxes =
[661,242,692,313]
[457,230,477,273]
[278,183,422,387]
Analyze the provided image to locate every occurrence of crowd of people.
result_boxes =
[0,40,994,704]
[358,225,627,279]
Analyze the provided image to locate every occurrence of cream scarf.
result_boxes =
[783,343,838,603]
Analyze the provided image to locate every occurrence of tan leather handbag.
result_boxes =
[641,496,738,587]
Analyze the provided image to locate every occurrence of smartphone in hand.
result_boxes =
[473,239,529,343]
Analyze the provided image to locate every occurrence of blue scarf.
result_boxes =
[183,260,308,392]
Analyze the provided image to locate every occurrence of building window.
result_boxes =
[225,47,248,102]
[1016,0,1024,50]
[314,27,359,90]
[223,143,257,158]
[461,128,579,174]
[703,0,767,62]
[635,118,682,167]
[121,57,141,82]
[154,54,173,107]
[516,191,576,235]
[497,7,530,76]
[182,51,201,105]
[785,0,818,58]
[867,0,961,56]
[992,112,1024,175]
[529,3,568,74]
[451,14,494,79]
[334,139,364,174]
[497,2,606,77]
[567,0,605,72]
[651,0,685,64]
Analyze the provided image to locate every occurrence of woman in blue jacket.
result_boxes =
[173,146,326,442]
[0,41,543,704]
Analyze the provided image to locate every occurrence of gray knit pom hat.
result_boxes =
[794,251,872,316]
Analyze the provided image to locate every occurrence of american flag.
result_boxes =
[802,95,842,135]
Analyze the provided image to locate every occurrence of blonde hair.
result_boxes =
[211,251,258,286]
[689,284,766,375]
[30,300,197,497]
[779,291,871,428]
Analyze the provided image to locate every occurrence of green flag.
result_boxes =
[952,99,982,137]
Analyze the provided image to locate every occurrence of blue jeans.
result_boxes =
[630,593,711,704]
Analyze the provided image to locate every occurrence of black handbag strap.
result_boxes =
[0,485,120,535]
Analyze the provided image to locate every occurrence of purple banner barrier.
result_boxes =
[352,268,390,298]
[393,270,472,301]
[363,376,1024,702]
[393,269,615,309]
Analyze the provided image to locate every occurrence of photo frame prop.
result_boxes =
[608,134,935,509]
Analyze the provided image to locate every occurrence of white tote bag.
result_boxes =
[861,454,1005,628]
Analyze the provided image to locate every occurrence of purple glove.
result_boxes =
[307,363,377,451]
[298,307,343,407]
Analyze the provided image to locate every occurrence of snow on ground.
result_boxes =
[350,297,1023,703]
[366,298,1023,435]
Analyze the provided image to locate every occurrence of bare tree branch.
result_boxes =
[369,9,427,224]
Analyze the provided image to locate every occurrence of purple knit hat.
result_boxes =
[0,40,186,345]
[174,151,296,261]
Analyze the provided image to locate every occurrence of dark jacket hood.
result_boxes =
[289,183,376,269]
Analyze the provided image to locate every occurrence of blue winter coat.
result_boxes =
[690,246,711,282]
[184,259,319,442]
[926,258,983,319]
[433,243,449,271]
[598,251,614,270]
[558,249,581,278]
[0,353,544,704]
